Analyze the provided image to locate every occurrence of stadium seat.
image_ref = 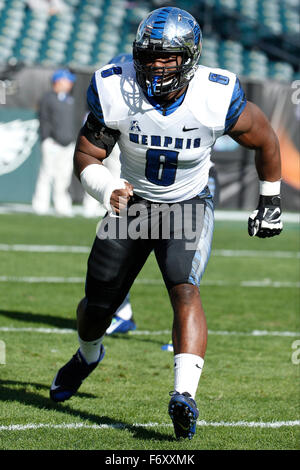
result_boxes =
[0,0,297,81]
[215,0,237,11]
[269,61,294,82]
[199,37,220,68]
[239,0,258,21]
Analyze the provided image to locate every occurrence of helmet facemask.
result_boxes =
[133,47,195,97]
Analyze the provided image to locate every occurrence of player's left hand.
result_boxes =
[248,195,283,238]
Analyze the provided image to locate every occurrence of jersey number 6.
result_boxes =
[145,149,179,186]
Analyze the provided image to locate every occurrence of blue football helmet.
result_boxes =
[133,7,202,97]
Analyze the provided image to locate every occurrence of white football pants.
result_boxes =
[32,137,74,216]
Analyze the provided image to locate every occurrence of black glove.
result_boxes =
[248,195,283,238]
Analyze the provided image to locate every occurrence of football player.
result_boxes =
[50,7,282,440]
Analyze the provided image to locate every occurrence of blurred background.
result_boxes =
[0,0,299,214]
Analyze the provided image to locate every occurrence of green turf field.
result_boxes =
[0,213,299,450]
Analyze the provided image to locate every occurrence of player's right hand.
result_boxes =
[110,182,134,214]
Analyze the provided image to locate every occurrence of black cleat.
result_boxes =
[50,345,105,402]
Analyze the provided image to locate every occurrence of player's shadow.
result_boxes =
[0,379,174,442]
[0,309,76,330]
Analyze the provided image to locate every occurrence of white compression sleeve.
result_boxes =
[80,164,126,212]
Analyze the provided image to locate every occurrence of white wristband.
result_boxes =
[259,180,281,196]
[80,164,126,212]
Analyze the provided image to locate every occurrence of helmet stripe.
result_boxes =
[150,8,172,39]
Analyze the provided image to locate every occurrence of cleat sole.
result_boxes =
[168,393,199,440]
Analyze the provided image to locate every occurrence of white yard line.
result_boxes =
[0,276,298,288]
[0,420,299,432]
[0,243,299,259]
[0,276,85,283]
[0,327,76,334]
[214,210,300,224]
[0,327,299,337]
[213,249,300,259]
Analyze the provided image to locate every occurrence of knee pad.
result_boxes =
[85,272,129,318]
[84,301,115,321]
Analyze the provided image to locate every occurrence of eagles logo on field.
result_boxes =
[0,119,39,176]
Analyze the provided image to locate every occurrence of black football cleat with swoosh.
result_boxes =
[50,345,105,402]
[168,391,199,440]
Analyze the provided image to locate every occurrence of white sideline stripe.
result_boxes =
[0,244,299,259]
[0,420,299,432]
[0,244,90,253]
[0,276,298,288]
[0,327,299,337]
[0,204,299,223]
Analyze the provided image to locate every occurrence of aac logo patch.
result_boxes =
[129,120,141,133]
[0,119,39,176]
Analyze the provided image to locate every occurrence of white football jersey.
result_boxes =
[88,62,246,203]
